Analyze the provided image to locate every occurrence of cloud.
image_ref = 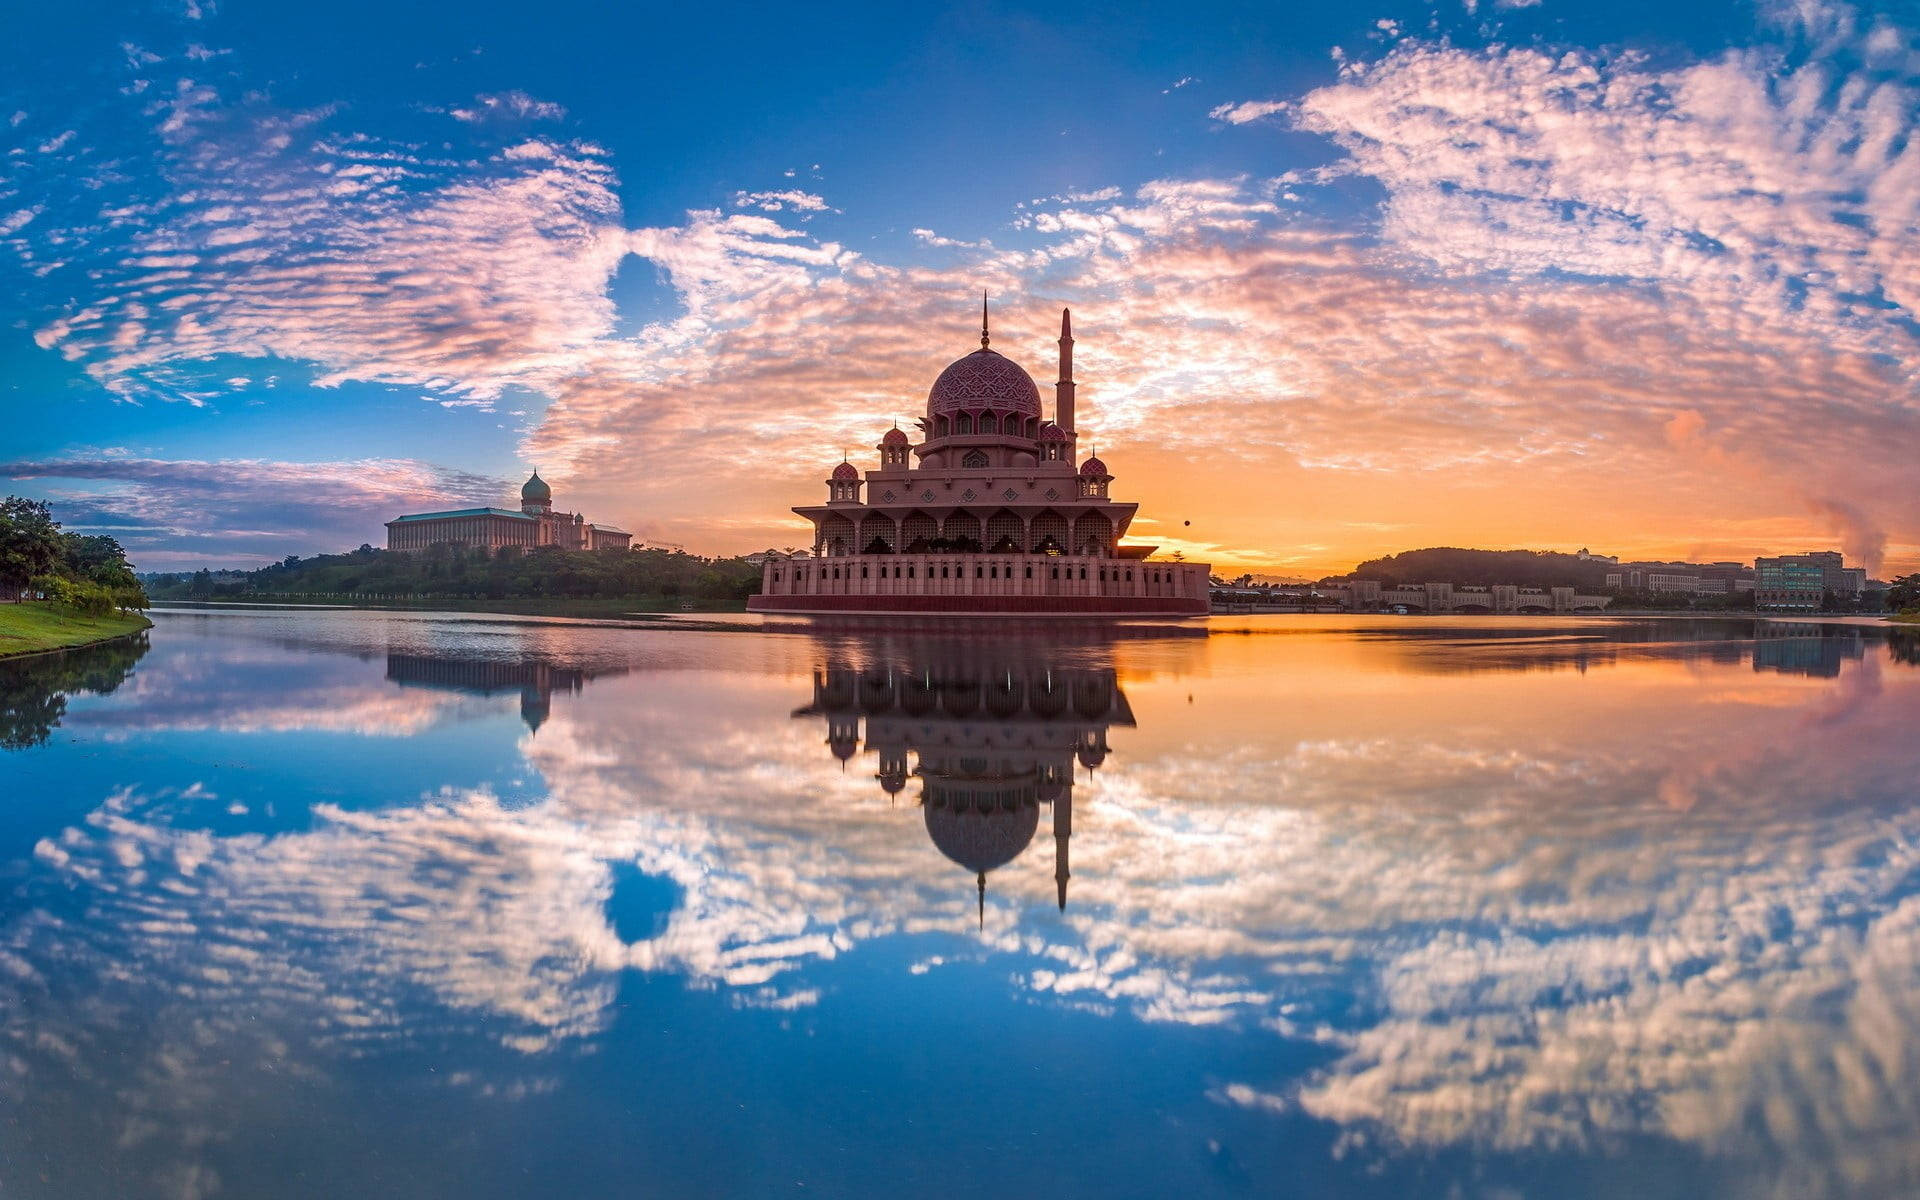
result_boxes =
[6,5,1919,573]
[449,90,567,123]
[1286,15,1920,356]
[1209,99,1288,124]
[0,455,509,566]
[731,189,835,214]
[13,84,622,407]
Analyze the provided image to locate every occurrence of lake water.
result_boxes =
[3,608,1918,1199]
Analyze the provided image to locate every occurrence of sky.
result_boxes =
[2,0,1916,577]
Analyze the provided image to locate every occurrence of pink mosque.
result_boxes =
[748,303,1212,616]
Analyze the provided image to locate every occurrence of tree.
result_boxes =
[0,497,62,600]
[1889,573,1920,613]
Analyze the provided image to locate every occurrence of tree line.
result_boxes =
[144,541,763,607]
[1340,547,1612,589]
[0,496,149,613]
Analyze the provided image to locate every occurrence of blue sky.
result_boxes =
[3,0,1916,574]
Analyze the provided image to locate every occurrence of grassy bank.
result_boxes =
[0,603,153,659]
[1891,610,1920,625]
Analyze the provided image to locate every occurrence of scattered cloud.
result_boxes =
[0,454,509,566]
[1208,99,1288,124]
[449,89,566,123]
[731,189,834,214]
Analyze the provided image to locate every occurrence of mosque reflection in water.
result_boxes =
[385,652,628,733]
[794,657,1132,921]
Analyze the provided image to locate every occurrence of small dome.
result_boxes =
[521,472,551,501]
[881,427,910,446]
[1038,424,1069,442]
[832,461,859,481]
[1079,456,1108,477]
[927,349,1042,419]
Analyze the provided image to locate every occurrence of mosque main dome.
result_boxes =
[923,798,1039,875]
[926,348,1042,419]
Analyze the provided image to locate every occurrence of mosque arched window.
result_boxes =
[956,414,973,434]
[962,450,989,469]
[980,413,998,434]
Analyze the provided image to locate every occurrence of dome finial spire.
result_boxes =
[980,290,990,349]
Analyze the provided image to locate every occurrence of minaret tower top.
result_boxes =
[1056,307,1076,435]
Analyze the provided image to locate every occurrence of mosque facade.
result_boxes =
[385,473,631,554]
[749,304,1211,616]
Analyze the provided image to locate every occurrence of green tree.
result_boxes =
[0,496,63,600]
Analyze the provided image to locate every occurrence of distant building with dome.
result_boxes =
[385,472,631,553]
[749,301,1211,616]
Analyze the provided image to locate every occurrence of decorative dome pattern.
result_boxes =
[1079,456,1108,477]
[923,799,1039,874]
[926,349,1042,418]
[881,427,910,446]
[1038,424,1069,442]
[832,461,859,481]
[521,472,551,501]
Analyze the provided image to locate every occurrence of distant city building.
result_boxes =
[1697,562,1756,593]
[1755,551,1863,609]
[1306,580,1609,613]
[1574,547,1618,563]
[1604,567,1703,594]
[386,473,630,554]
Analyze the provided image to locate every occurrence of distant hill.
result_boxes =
[1336,547,1609,589]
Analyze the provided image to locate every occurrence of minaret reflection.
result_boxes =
[794,656,1134,923]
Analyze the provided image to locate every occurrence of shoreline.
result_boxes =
[0,604,154,661]
[139,602,1916,639]
[148,596,747,619]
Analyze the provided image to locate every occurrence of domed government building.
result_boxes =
[749,302,1211,616]
[385,472,631,554]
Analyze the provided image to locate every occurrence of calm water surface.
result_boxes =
[3,609,1918,1199]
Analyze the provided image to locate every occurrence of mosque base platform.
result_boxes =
[747,593,1209,618]
[750,554,1213,618]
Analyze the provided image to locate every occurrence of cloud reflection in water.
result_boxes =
[3,614,1918,1196]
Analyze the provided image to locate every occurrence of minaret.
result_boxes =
[1056,308,1075,435]
[1054,788,1072,912]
